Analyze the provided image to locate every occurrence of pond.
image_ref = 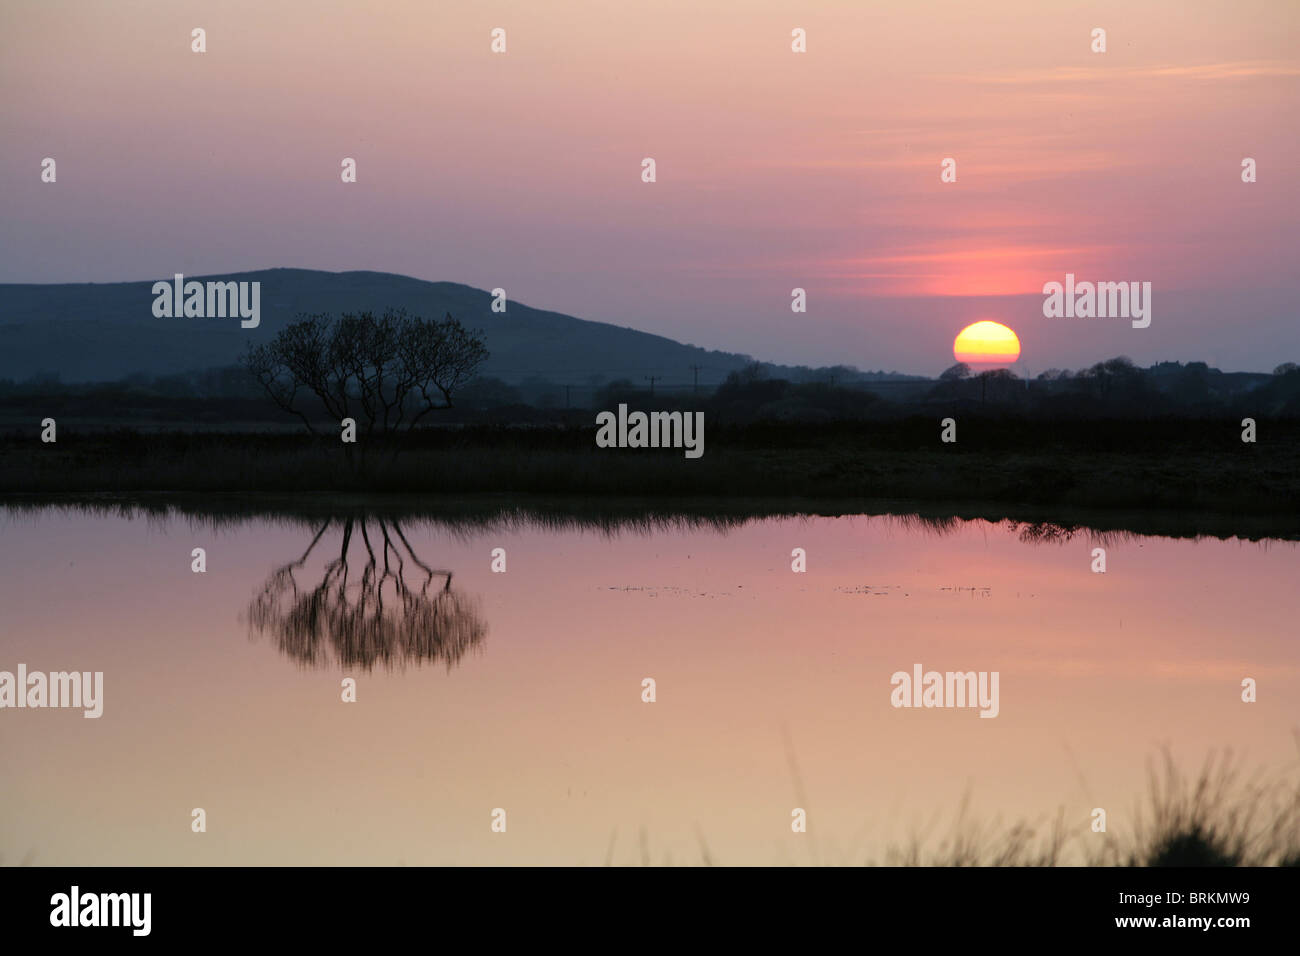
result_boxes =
[1,502,1296,865]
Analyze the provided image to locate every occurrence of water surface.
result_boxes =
[1,505,1296,865]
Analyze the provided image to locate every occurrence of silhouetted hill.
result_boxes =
[0,269,777,385]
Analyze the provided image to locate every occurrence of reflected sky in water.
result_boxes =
[1,505,1296,864]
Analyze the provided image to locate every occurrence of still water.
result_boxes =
[1,505,1296,865]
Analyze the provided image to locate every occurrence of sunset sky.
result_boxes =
[1,0,1297,373]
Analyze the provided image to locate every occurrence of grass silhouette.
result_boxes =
[5,746,1296,867]
[1127,748,1300,867]
[604,745,1300,867]
[879,746,1300,867]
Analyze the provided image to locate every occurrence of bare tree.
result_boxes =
[243,308,488,437]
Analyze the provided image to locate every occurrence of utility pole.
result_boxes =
[645,375,660,396]
[688,364,702,393]
[565,384,571,408]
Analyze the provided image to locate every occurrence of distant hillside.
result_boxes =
[0,269,782,385]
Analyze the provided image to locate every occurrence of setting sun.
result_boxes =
[953,321,1021,365]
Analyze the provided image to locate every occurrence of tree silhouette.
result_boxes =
[939,362,972,381]
[243,308,488,437]
[244,516,487,671]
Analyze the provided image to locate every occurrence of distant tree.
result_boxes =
[243,308,487,437]
[803,364,860,385]
[727,361,771,385]
[1273,362,1299,376]
[594,378,642,408]
[939,362,971,381]
[456,376,522,410]
[1082,356,1142,400]
[197,364,262,399]
[152,373,196,398]
[1167,361,1212,405]
[974,367,1021,403]
[712,365,789,415]
[518,375,563,408]
[1084,356,1138,379]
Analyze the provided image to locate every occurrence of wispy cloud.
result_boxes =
[954,60,1300,85]
[835,245,1117,266]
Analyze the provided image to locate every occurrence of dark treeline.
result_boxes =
[552,357,1300,422]
[3,357,1300,426]
[0,366,269,424]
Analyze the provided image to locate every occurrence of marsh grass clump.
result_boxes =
[878,747,1300,868]
[1126,748,1300,867]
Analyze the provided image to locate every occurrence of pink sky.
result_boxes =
[1,0,1297,372]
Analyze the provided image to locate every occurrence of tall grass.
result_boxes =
[1126,748,1300,867]
[875,747,1300,867]
[606,747,1300,866]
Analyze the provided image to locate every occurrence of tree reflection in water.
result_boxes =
[245,516,486,671]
